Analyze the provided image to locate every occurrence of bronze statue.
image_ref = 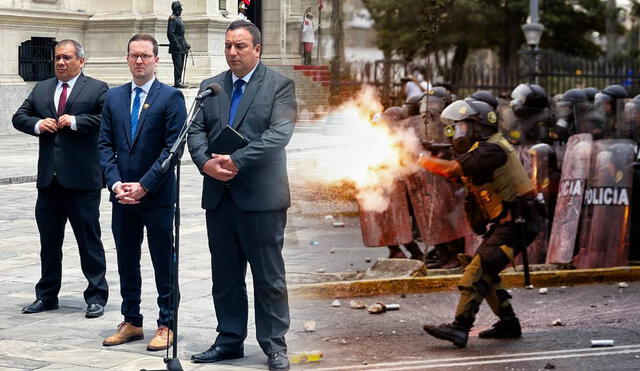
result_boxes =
[167,1,190,88]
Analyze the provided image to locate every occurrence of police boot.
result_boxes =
[404,241,424,261]
[479,305,522,339]
[423,322,469,348]
[426,245,448,268]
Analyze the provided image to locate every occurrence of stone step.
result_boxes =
[292,65,329,71]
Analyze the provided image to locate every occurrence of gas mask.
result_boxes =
[452,121,476,154]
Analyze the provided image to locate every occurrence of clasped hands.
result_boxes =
[115,182,147,205]
[202,154,238,181]
[38,115,74,133]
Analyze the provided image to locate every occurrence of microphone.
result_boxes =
[195,83,221,100]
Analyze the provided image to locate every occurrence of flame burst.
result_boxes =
[299,86,422,212]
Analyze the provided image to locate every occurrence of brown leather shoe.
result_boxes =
[147,326,173,351]
[102,322,144,346]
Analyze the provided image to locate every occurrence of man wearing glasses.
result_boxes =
[13,39,109,319]
[98,33,186,351]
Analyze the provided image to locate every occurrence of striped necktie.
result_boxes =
[130,87,142,141]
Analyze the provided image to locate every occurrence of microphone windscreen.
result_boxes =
[208,83,221,97]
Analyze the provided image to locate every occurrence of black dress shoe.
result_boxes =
[173,82,188,89]
[85,303,104,318]
[22,299,58,314]
[190,345,244,363]
[268,351,290,371]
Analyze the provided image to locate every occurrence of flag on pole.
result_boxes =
[318,0,324,10]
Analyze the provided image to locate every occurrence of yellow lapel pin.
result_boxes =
[143,103,150,109]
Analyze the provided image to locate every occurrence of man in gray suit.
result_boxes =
[187,20,296,371]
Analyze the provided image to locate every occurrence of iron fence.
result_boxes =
[19,37,56,82]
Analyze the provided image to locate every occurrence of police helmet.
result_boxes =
[582,87,599,102]
[510,83,548,117]
[468,90,499,110]
[601,84,629,99]
[560,88,588,104]
[427,86,452,106]
[171,1,182,10]
[402,95,421,116]
[441,99,499,129]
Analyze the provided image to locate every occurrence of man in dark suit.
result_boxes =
[98,33,186,351]
[187,20,296,371]
[12,39,109,318]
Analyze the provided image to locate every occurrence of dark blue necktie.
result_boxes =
[228,79,245,127]
[130,87,142,141]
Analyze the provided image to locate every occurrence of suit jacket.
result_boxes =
[98,79,186,208]
[187,62,297,211]
[12,74,108,190]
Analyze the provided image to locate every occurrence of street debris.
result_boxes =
[331,299,341,307]
[525,285,535,290]
[330,249,336,254]
[310,240,320,246]
[350,300,366,309]
[324,215,334,220]
[538,288,548,294]
[367,302,399,314]
[400,293,407,298]
[317,268,325,273]
[303,321,316,332]
[290,350,323,364]
[332,221,345,227]
[551,319,564,326]
[399,320,406,323]
[618,282,629,288]
[365,258,372,263]
[340,339,348,345]
[591,339,614,347]
[543,362,556,369]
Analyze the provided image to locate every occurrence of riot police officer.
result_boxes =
[418,99,541,348]
[582,87,599,103]
[167,1,191,88]
[469,90,499,110]
[594,84,629,138]
[552,88,590,141]
[501,83,552,144]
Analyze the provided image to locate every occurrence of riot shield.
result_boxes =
[573,139,635,268]
[619,99,640,142]
[405,169,468,246]
[401,114,428,142]
[424,111,448,143]
[546,133,593,264]
[357,180,414,247]
[500,106,552,145]
[420,95,445,116]
[517,143,558,264]
[575,101,606,139]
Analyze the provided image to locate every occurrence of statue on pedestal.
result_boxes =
[167,1,190,88]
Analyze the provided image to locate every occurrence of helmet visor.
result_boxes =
[440,100,477,124]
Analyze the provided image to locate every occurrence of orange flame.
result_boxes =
[299,86,422,212]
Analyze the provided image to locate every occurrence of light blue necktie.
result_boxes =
[228,79,245,127]
[130,87,142,141]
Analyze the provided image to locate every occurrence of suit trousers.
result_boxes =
[111,204,175,328]
[206,191,290,354]
[171,53,185,84]
[34,177,108,305]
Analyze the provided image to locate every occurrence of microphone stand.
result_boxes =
[158,97,204,371]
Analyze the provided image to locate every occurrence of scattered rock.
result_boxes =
[399,320,406,323]
[391,331,396,334]
[339,339,347,345]
[618,282,629,288]
[310,240,320,246]
[317,268,325,273]
[543,362,556,369]
[590,304,597,308]
[365,258,372,263]
[303,321,316,332]
[331,299,341,307]
[367,302,386,314]
[362,361,368,365]
[400,293,407,298]
[332,221,345,227]
[330,249,336,254]
[551,319,564,326]
[350,300,366,309]
[322,337,330,342]
[324,215,334,219]
[538,288,548,294]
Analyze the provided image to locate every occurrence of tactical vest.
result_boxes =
[463,133,535,222]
